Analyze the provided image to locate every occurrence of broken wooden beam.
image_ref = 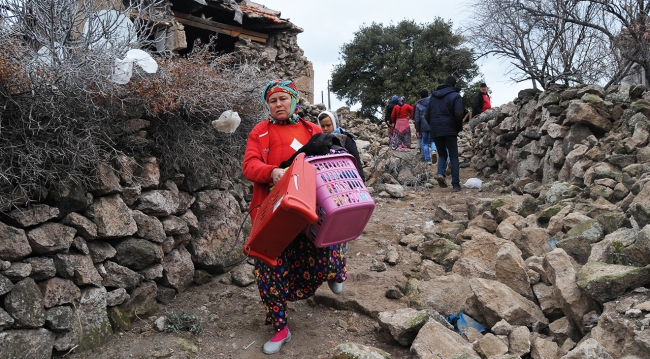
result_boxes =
[173,11,268,43]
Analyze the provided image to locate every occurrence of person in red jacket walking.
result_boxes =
[242,79,347,355]
[390,96,414,151]
[472,82,491,117]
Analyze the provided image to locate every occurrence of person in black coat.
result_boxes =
[472,82,491,117]
[425,76,464,191]
[384,95,398,140]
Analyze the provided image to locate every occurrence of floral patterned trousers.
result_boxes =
[254,233,347,331]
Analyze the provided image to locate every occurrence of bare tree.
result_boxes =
[516,0,650,87]
[466,0,623,90]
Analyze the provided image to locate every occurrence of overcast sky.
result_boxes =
[259,0,531,112]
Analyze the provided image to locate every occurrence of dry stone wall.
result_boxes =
[0,150,248,357]
[464,84,650,229]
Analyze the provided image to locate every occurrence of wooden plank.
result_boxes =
[173,11,267,43]
[175,16,267,43]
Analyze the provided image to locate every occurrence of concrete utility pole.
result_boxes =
[327,80,331,110]
[321,91,324,105]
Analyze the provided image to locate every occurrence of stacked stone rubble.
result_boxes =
[363,84,650,358]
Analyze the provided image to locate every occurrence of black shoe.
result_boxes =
[453,186,461,192]
[435,175,448,188]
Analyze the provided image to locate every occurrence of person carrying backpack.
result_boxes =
[425,76,464,191]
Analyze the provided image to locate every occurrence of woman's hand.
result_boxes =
[271,168,286,186]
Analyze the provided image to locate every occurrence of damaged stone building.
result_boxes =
[154,0,314,102]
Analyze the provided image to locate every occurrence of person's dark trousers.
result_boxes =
[432,136,460,188]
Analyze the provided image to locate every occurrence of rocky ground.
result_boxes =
[58,166,484,359]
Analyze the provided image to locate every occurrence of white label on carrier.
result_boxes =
[273,195,284,212]
[293,174,299,190]
[290,138,303,151]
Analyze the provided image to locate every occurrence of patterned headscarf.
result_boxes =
[398,96,406,106]
[261,79,301,124]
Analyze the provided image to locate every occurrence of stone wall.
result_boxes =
[463,84,650,228]
[234,30,311,87]
[295,61,314,103]
[0,151,249,356]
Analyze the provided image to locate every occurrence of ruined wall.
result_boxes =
[234,31,311,89]
[295,61,314,103]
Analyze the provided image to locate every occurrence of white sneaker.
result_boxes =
[263,329,292,355]
[328,280,343,294]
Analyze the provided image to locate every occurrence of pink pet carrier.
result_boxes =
[303,153,375,247]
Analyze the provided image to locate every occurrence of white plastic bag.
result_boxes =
[211,110,241,133]
[464,178,482,189]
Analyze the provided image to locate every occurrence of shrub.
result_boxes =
[0,0,268,209]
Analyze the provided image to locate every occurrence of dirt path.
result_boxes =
[60,167,493,359]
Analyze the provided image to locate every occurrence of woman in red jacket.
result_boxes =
[390,96,414,151]
[242,79,347,355]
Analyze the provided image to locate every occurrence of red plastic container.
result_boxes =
[243,153,318,266]
[303,153,375,247]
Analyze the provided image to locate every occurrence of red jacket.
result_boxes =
[391,104,413,122]
[242,120,322,222]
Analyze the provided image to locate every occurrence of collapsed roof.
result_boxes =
[169,0,302,45]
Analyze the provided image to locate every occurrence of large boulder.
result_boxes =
[45,305,74,332]
[161,245,195,293]
[75,286,114,351]
[0,222,32,261]
[0,273,13,295]
[26,223,77,255]
[133,157,161,189]
[62,212,98,240]
[576,262,650,303]
[130,210,166,243]
[0,329,56,359]
[4,278,46,328]
[544,249,597,334]
[331,343,392,359]
[629,180,650,227]
[4,204,59,228]
[97,261,144,289]
[187,190,244,271]
[86,240,117,263]
[590,291,650,359]
[119,281,159,320]
[620,228,650,267]
[54,253,103,286]
[38,277,81,308]
[452,234,508,279]
[412,273,474,316]
[133,189,178,216]
[410,318,481,359]
[378,308,429,346]
[114,237,163,271]
[496,244,534,300]
[561,338,613,359]
[84,194,137,239]
[467,278,548,331]
[545,182,581,205]
[563,101,612,132]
